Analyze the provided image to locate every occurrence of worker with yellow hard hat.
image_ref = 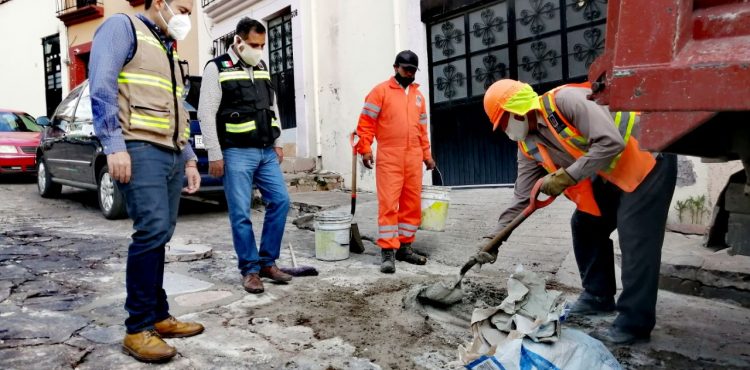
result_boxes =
[479,78,677,345]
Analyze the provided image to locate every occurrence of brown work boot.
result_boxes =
[243,273,264,294]
[259,265,293,283]
[396,243,427,265]
[154,316,204,338]
[122,330,176,363]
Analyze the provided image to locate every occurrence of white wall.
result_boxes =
[199,0,430,191]
[314,0,429,191]
[0,0,67,117]
[667,157,744,226]
[198,0,305,155]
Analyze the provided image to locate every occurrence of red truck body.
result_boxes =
[588,0,750,158]
[588,0,750,253]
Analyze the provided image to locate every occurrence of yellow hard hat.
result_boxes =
[483,79,541,131]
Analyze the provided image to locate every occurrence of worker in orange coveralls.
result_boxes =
[355,50,436,274]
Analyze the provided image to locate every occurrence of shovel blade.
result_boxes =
[418,279,465,306]
[349,222,365,253]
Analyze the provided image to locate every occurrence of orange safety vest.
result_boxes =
[519,83,657,216]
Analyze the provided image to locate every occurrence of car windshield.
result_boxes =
[0,112,42,132]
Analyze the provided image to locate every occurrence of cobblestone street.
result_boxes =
[1,177,749,369]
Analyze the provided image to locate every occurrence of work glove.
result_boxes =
[540,168,576,196]
[469,238,498,266]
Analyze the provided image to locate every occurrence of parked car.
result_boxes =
[36,79,222,219]
[0,109,42,175]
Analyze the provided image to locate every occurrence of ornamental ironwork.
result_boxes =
[521,41,559,81]
[572,0,607,21]
[573,27,604,69]
[270,27,282,50]
[434,21,464,58]
[472,8,504,48]
[474,55,506,90]
[519,0,556,35]
[436,64,465,99]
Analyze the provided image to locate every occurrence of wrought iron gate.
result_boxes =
[268,11,297,129]
[425,0,607,185]
[42,34,62,118]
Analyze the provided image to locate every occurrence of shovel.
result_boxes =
[349,132,365,253]
[418,178,556,306]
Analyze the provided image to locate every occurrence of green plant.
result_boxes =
[674,199,688,223]
[674,195,710,224]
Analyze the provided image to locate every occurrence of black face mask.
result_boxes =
[394,73,415,87]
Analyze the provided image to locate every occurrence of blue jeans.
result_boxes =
[223,147,290,276]
[117,141,184,334]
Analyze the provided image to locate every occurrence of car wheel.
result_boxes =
[98,166,127,220]
[37,160,61,198]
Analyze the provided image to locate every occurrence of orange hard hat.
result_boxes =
[483,79,540,131]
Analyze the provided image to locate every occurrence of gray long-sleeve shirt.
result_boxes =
[490,86,627,236]
[198,46,282,162]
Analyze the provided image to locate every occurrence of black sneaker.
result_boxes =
[381,249,395,273]
[591,326,650,345]
[569,293,616,315]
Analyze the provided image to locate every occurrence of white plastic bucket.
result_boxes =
[420,185,451,232]
[314,211,353,261]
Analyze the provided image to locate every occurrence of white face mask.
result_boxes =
[505,114,530,141]
[235,37,263,66]
[160,2,191,41]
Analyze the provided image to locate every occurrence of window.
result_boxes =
[43,34,63,117]
[0,113,42,133]
[212,31,236,58]
[268,10,296,129]
[428,0,607,105]
[52,83,86,133]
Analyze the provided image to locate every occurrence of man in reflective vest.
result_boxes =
[90,0,203,362]
[480,79,677,344]
[356,50,436,273]
[198,17,291,294]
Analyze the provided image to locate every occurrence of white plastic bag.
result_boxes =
[465,328,622,370]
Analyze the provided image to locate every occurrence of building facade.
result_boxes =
[0,0,741,228]
[0,0,67,118]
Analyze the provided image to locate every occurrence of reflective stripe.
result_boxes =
[540,89,644,178]
[520,140,544,163]
[254,70,271,80]
[131,113,170,129]
[419,113,428,125]
[118,72,181,95]
[184,127,191,138]
[379,225,398,232]
[272,119,281,129]
[379,232,399,239]
[361,109,378,119]
[364,103,381,113]
[398,223,419,231]
[399,229,415,237]
[219,71,251,82]
[135,31,166,52]
[225,121,256,133]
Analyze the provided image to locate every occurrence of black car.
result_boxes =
[36,78,221,219]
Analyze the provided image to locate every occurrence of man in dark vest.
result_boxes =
[198,17,291,295]
[90,0,204,363]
